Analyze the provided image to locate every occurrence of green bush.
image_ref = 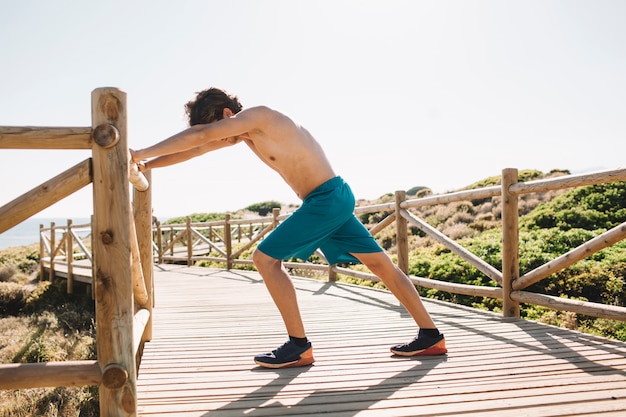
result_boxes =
[0,282,32,315]
[521,182,626,230]
[245,201,282,216]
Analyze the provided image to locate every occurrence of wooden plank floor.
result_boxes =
[136,265,626,416]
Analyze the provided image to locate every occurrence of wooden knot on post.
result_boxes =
[101,363,128,389]
[101,231,114,245]
[92,123,120,148]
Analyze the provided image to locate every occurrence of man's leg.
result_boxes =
[251,249,314,368]
[252,249,306,337]
[352,251,436,328]
[352,251,447,356]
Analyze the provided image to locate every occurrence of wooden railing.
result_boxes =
[39,166,626,325]
[39,219,93,294]
[0,87,153,417]
[147,167,626,323]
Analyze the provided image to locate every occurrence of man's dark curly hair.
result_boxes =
[185,87,243,126]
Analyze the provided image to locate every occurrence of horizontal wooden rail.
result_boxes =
[0,126,93,149]
[511,291,626,321]
[354,201,395,215]
[0,360,101,390]
[0,158,92,234]
[352,186,502,215]
[509,167,626,195]
[403,185,502,209]
[330,266,504,299]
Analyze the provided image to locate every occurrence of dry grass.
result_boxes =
[0,245,98,417]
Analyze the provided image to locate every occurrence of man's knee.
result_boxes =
[252,248,280,271]
[355,251,398,277]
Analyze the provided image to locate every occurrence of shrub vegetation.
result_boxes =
[0,244,98,417]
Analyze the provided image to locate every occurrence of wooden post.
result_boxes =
[224,214,232,270]
[50,222,56,281]
[66,219,74,294]
[395,190,409,274]
[91,87,137,416]
[156,220,163,264]
[39,224,45,281]
[90,214,95,298]
[271,208,280,229]
[328,265,337,282]
[501,168,521,318]
[186,217,193,267]
[129,210,149,308]
[134,170,153,341]
[169,226,174,256]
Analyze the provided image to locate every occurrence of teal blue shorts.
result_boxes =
[257,176,383,264]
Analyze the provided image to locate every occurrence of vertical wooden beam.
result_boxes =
[90,214,95,299]
[328,265,337,282]
[156,220,163,265]
[224,214,232,270]
[50,222,56,281]
[501,168,521,318]
[91,87,137,416]
[134,170,153,341]
[130,209,149,307]
[39,224,45,281]
[395,190,409,274]
[186,217,193,267]
[271,208,280,229]
[66,219,74,294]
[169,225,175,256]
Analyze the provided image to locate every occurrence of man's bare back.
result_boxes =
[132,106,335,200]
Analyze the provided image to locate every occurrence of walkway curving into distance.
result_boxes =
[136,264,626,416]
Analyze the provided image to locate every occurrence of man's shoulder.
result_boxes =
[238,106,293,128]
[240,105,282,118]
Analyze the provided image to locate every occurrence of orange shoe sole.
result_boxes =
[255,347,315,369]
[390,339,447,357]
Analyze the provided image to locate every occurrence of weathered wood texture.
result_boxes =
[0,126,92,149]
[0,361,101,390]
[137,266,626,416]
[91,87,137,415]
[0,158,91,234]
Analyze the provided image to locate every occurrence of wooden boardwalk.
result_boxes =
[136,265,626,416]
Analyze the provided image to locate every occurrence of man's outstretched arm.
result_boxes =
[132,107,269,162]
[132,136,241,170]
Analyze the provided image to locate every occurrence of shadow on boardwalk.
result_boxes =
[137,266,626,417]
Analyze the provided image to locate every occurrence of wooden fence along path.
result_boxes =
[2,86,626,416]
[136,265,626,416]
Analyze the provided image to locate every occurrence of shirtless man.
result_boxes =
[131,87,447,368]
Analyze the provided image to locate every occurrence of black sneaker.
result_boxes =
[390,329,447,356]
[254,339,315,369]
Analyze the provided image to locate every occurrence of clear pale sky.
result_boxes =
[1,0,625,219]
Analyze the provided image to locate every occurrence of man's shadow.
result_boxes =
[202,355,447,416]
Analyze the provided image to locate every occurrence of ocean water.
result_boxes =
[0,217,91,250]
